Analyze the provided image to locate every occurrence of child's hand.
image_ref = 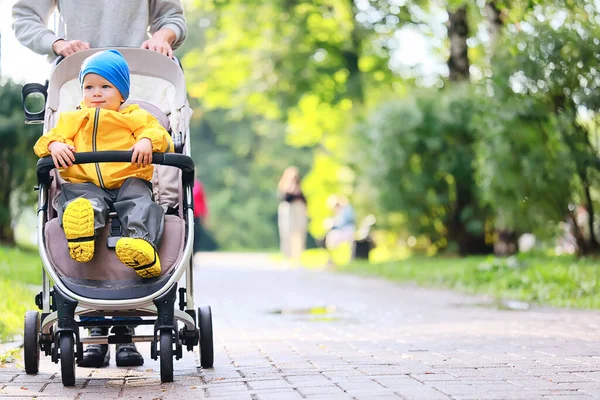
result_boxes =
[129,138,153,168]
[48,141,76,169]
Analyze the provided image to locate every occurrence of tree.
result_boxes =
[363,85,494,254]
[475,2,600,254]
[0,80,41,244]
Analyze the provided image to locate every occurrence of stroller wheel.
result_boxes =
[198,305,214,368]
[159,330,174,383]
[59,333,76,386]
[24,311,40,374]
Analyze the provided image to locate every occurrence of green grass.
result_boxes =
[0,245,41,342]
[340,253,600,309]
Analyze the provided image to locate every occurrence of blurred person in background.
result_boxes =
[277,166,307,263]
[193,178,208,253]
[324,195,356,252]
[193,178,218,255]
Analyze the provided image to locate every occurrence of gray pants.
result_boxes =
[56,177,164,250]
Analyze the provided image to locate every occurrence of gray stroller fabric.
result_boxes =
[56,178,165,250]
[45,215,184,281]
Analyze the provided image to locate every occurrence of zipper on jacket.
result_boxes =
[92,108,106,189]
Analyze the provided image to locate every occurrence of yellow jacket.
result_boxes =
[34,104,174,190]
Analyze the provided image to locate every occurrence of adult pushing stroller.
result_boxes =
[20,48,213,386]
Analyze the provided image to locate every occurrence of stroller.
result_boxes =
[20,48,213,386]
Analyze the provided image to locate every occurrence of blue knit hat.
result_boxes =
[79,49,130,100]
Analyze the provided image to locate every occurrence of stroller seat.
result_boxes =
[44,214,185,299]
[41,94,186,299]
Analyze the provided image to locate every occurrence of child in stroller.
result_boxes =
[34,49,173,275]
[22,48,213,386]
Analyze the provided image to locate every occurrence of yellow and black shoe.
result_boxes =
[63,198,95,263]
[115,238,161,278]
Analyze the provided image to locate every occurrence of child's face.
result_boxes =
[82,73,124,111]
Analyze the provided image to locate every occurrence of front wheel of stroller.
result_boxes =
[159,330,174,383]
[24,311,40,374]
[198,305,214,368]
[59,333,76,386]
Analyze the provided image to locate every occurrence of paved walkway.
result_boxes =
[2,253,600,399]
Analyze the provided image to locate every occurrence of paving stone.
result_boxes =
[253,388,304,400]
[507,378,567,389]
[394,386,452,399]
[286,374,333,387]
[409,372,460,381]
[247,378,292,390]
[343,388,400,397]
[77,392,123,400]
[9,373,56,383]
[296,384,346,396]
[371,376,425,389]
[353,394,402,400]
[557,382,600,390]
[427,382,490,396]
[1,383,47,395]
[335,379,386,391]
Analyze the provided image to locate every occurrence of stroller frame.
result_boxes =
[21,48,213,386]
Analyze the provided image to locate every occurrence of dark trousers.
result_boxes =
[56,177,165,250]
[193,217,218,252]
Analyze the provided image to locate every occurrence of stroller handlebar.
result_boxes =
[36,151,195,186]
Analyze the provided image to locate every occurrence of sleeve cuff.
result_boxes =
[39,32,62,56]
[137,132,163,152]
[33,134,65,157]
[161,23,184,46]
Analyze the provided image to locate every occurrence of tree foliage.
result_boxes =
[174,0,600,254]
[363,85,493,254]
[183,0,408,245]
[475,2,600,252]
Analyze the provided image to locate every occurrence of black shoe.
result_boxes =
[77,327,110,368]
[116,343,144,367]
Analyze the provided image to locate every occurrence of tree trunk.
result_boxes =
[0,189,15,245]
[0,147,15,245]
[449,182,493,256]
[569,212,588,255]
[343,42,364,102]
[447,6,470,82]
[445,5,492,255]
[556,95,600,254]
[580,173,599,253]
[344,0,364,103]
[484,1,519,256]
[485,1,502,54]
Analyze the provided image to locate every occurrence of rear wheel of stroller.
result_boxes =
[198,305,214,368]
[24,311,40,374]
[60,333,76,386]
[159,329,174,383]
